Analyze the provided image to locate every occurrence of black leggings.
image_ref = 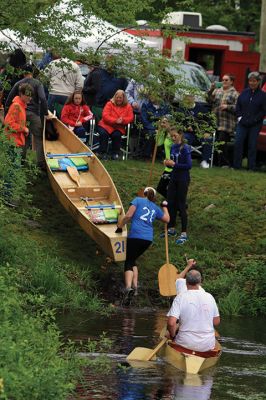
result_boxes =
[124,238,151,272]
[167,179,189,232]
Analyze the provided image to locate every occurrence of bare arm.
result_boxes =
[213,316,220,326]
[160,203,170,223]
[117,205,136,229]
[167,316,178,339]
[177,258,196,279]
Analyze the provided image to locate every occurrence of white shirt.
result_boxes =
[45,58,84,96]
[168,289,219,352]
[176,278,205,295]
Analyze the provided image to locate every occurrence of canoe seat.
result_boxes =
[85,207,119,224]
[168,342,221,358]
[47,157,88,171]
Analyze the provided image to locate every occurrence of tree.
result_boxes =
[138,0,261,40]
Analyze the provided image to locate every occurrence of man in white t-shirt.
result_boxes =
[167,269,220,352]
[175,258,205,295]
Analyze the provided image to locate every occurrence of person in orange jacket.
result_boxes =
[4,83,33,148]
[3,83,33,207]
[97,90,134,160]
[61,90,93,143]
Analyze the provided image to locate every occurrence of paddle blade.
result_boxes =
[158,263,178,296]
[67,166,80,186]
[126,347,156,361]
[184,354,205,374]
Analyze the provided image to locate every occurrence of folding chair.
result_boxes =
[120,123,131,160]
[190,131,216,167]
[89,123,131,160]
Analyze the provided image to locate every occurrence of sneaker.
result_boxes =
[121,288,134,306]
[97,153,108,160]
[175,234,188,245]
[160,228,177,238]
[200,160,209,169]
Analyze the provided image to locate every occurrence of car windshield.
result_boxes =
[167,63,211,92]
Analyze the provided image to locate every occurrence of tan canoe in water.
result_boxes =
[43,117,127,262]
[158,340,222,374]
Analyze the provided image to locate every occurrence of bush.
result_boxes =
[0,264,82,400]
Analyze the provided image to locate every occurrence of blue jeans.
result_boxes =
[233,123,261,170]
[185,132,212,163]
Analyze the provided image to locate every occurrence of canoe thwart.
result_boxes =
[85,204,121,210]
[46,152,93,158]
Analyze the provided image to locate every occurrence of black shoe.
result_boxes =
[121,288,134,306]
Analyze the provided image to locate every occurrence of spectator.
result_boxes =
[233,72,266,171]
[45,53,84,115]
[125,78,146,112]
[97,90,134,160]
[208,74,239,166]
[61,90,93,143]
[175,94,215,169]
[83,56,127,124]
[140,95,170,159]
[156,117,173,198]
[4,83,32,149]
[5,64,49,170]
[162,127,192,245]
[1,48,26,107]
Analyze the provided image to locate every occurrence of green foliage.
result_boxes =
[0,263,82,400]
[139,0,261,39]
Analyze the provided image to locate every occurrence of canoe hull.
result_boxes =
[159,340,222,374]
[44,117,127,262]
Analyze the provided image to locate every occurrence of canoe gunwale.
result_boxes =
[43,117,127,262]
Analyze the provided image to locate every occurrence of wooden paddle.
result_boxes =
[137,142,158,197]
[126,337,168,362]
[158,224,178,296]
[67,166,80,187]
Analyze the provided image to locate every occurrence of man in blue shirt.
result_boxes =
[233,72,266,170]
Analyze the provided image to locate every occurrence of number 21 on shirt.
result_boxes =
[140,207,155,223]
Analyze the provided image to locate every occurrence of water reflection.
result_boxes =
[58,310,266,400]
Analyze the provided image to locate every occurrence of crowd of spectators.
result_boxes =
[1,48,266,169]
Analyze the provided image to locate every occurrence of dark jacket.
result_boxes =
[236,87,266,127]
[141,101,170,133]
[83,67,127,107]
[170,143,192,182]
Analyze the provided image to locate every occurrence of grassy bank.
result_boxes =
[22,159,266,316]
[1,148,265,398]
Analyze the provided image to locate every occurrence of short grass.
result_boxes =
[22,159,266,315]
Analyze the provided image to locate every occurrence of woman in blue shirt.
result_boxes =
[116,187,169,304]
[164,127,192,245]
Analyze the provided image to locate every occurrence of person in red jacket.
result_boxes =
[97,90,134,160]
[61,90,93,143]
[4,83,33,148]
